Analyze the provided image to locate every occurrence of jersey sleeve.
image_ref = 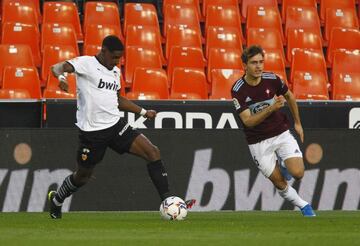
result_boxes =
[231,87,248,114]
[275,76,289,96]
[67,56,89,75]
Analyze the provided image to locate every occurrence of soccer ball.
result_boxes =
[159,196,188,220]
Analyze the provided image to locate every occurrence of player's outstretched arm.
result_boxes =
[117,95,156,119]
[51,62,75,92]
[239,95,285,127]
[284,90,304,142]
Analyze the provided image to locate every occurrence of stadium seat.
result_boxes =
[41,45,77,82]
[1,22,41,67]
[324,8,359,41]
[292,71,329,100]
[247,28,285,63]
[326,28,360,64]
[2,0,41,23]
[332,50,360,77]
[128,68,169,99]
[167,46,206,82]
[126,25,165,64]
[43,2,83,41]
[202,0,238,19]
[207,48,243,82]
[209,69,243,100]
[320,0,356,23]
[205,5,243,39]
[290,49,328,86]
[285,7,321,40]
[241,0,278,20]
[43,89,76,99]
[41,23,79,55]
[163,0,201,20]
[246,6,284,41]
[163,4,201,38]
[281,0,317,22]
[124,46,162,86]
[170,68,208,99]
[0,44,34,86]
[0,88,31,99]
[165,26,202,60]
[83,1,121,38]
[2,66,41,99]
[331,73,360,100]
[83,24,122,55]
[206,26,243,59]
[45,73,76,95]
[124,3,160,37]
[1,1,38,25]
[263,50,288,84]
[286,29,323,63]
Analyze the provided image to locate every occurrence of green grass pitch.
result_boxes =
[0,211,359,246]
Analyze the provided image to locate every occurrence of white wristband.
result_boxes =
[140,108,147,116]
[58,74,66,82]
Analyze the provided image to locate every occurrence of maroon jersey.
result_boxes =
[231,72,290,144]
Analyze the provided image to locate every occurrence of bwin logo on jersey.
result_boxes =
[98,79,119,91]
[252,102,270,114]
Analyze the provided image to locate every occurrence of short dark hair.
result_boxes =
[241,45,265,64]
[102,35,124,52]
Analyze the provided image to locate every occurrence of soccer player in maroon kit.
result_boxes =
[231,45,315,216]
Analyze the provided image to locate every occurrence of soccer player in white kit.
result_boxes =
[47,36,195,219]
[231,45,316,216]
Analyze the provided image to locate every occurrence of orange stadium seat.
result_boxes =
[285,7,321,40]
[41,23,79,55]
[263,50,288,84]
[324,8,359,41]
[0,44,34,86]
[1,22,41,67]
[43,73,77,99]
[43,89,76,99]
[320,0,356,23]
[326,28,360,64]
[124,3,160,37]
[247,28,285,63]
[246,6,284,41]
[205,5,243,39]
[332,50,360,77]
[206,26,243,59]
[281,0,317,22]
[127,68,169,99]
[43,2,83,41]
[2,0,41,23]
[126,25,165,64]
[1,1,38,25]
[287,29,323,63]
[163,0,201,20]
[166,26,202,60]
[124,46,162,86]
[2,66,41,99]
[0,89,31,99]
[207,48,244,82]
[290,49,328,86]
[241,0,278,20]
[167,46,206,82]
[83,1,121,38]
[170,68,208,99]
[163,4,201,38]
[209,69,243,100]
[202,0,238,19]
[41,45,77,82]
[292,71,329,100]
[83,24,122,55]
[331,73,360,100]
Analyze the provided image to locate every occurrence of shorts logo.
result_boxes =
[81,148,90,161]
[119,123,130,136]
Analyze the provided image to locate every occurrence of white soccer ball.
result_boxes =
[159,196,188,220]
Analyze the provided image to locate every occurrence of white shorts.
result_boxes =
[248,130,303,177]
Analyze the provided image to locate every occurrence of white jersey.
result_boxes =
[67,56,121,131]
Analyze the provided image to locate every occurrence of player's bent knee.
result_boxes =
[292,169,304,180]
[146,144,161,161]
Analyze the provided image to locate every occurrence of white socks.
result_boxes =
[278,185,308,209]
